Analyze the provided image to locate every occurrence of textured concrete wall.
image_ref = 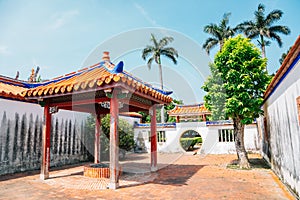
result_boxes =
[259,59,300,196]
[0,99,91,176]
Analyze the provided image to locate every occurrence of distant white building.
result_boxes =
[134,104,260,154]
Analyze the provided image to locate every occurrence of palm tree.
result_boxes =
[237,4,290,58]
[142,33,178,90]
[142,33,178,123]
[202,13,237,54]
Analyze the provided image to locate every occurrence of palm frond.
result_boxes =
[160,48,178,64]
[142,46,154,60]
[161,47,178,58]
[150,33,159,48]
[163,53,178,64]
[147,57,154,69]
[220,13,231,29]
[269,32,283,47]
[257,4,265,13]
[202,38,219,54]
[265,10,283,25]
[269,25,291,35]
[203,24,222,39]
[159,36,174,48]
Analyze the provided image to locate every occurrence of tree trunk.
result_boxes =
[261,45,266,59]
[233,117,250,169]
[260,35,266,59]
[158,62,165,123]
[161,106,165,123]
[158,63,164,90]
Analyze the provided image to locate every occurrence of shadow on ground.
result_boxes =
[119,163,205,189]
[154,164,205,185]
[227,157,270,169]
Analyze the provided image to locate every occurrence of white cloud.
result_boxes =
[134,3,158,26]
[0,45,11,56]
[48,10,79,30]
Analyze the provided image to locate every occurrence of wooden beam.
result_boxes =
[40,105,52,180]
[58,104,110,115]
[120,98,152,110]
[150,105,157,172]
[109,89,119,189]
[49,97,109,107]
[94,113,101,163]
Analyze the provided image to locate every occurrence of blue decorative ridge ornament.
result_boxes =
[154,88,173,95]
[110,61,124,74]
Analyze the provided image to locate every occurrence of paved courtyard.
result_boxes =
[0,153,295,200]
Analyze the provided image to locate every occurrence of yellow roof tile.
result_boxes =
[168,104,210,116]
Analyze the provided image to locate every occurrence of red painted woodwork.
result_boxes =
[94,114,101,163]
[40,105,52,180]
[109,89,120,189]
[176,116,180,123]
[150,105,157,172]
[49,97,109,107]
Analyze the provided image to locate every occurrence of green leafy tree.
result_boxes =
[101,115,135,158]
[85,114,135,159]
[202,63,227,120]
[237,4,290,60]
[203,35,270,168]
[203,13,237,54]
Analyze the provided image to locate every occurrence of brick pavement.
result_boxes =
[0,153,295,200]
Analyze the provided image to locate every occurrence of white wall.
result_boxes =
[259,58,300,196]
[208,124,259,154]
[134,122,259,154]
[0,98,89,175]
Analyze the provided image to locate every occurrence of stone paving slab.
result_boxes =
[0,153,295,200]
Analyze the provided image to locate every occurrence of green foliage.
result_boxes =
[84,114,135,159]
[138,111,151,123]
[203,35,271,124]
[279,46,291,65]
[203,13,237,54]
[237,4,291,58]
[101,114,135,152]
[202,63,227,120]
[138,99,183,123]
[180,137,202,151]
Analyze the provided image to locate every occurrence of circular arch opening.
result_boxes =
[179,130,202,152]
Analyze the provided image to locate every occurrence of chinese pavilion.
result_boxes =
[168,103,210,122]
[0,52,172,189]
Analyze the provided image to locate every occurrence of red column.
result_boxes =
[94,113,101,163]
[40,105,52,180]
[150,105,157,172]
[109,90,119,189]
[176,116,180,123]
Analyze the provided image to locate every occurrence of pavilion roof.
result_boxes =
[0,75,28,101]
[0,52,173,105]
[168,103,210,117]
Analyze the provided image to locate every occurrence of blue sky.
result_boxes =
[0,0,299,103]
